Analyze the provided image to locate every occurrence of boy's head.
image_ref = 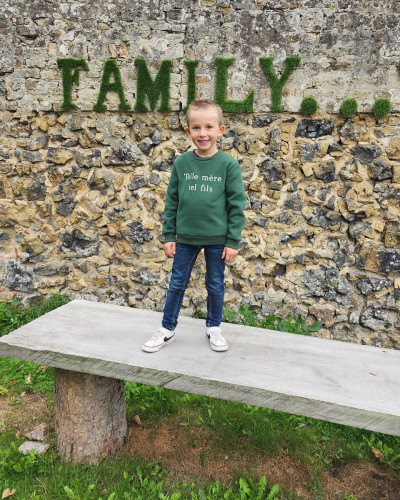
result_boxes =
[185,99,225,157]
[186,99,223,127]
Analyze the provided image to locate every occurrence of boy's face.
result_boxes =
[185,107,225,157]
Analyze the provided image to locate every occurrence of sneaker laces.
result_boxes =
[148,328,171,344]
[209,328,225,343]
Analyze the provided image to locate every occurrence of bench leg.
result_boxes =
[54,368,127,464]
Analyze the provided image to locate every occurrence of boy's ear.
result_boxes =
[185,126,191,136]
[218,124,225,136]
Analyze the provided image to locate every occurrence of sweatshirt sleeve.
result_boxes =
[225,160,247,249]
[162,163,179,242]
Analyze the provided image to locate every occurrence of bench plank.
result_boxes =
[0,299,399,436]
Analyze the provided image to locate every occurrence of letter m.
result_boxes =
[134,58,172,112]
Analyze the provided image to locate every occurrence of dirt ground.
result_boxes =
[1,394,400,499]
[124,421,400,500]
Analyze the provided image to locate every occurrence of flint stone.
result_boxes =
[379,251,400,274]
[19,441,50,455]
[349,222,374,239]
[128,175,149,191]
[28,175,46,201]
[356,278,392,296]
[75,149,101,168]
[318,187,331,202]
[139,137,155,155]
[304,208,342,228]
[284,194,302,211]
[368,160,392,181]
[360,304,390,331]
[274,211,301,225]
[338,119,367,143]
[301,143,320,162]
[378,187,400,202]
[314,160,337,183]
[340,161,360,181]
[295,119,334,138]
[67,116,84,131]
[126,221,153,243]
[302,267,350,300]
[88,168,116,193]
[46,147,73,165]
[350,144,383,164]
[327,143,342,154]
[222,130,240,149]
[252,116,279,127]
[4,262,35,292]
[150,173,160,185]
[153,151,176,171]
[129,269,158,285]
[253,216,267,227]
[60,229,100,258]
[258,157,283,182]
[27,134,48,151]
[56,202,76,216]
[0,232,11,241]
[103,144,146,166]
[15,148,43,163]
[33,263,69,276]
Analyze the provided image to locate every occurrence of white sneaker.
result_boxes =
[206,327,228,352]
[142,327,176,353]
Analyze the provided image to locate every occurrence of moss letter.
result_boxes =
[184,60,199,111]
[214,57,254,113]
[134,59,172,112]
[93,59,130,111]
[57,58,89,110]
[259,56,301,112]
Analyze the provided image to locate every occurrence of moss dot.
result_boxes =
[373,98,392,119]
[300,97,318,116]
[340,98,358,117]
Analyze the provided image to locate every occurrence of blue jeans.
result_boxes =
[162,243,225,331]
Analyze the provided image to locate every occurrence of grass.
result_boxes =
[1,295,400,499]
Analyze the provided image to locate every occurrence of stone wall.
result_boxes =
[1,0,400,348]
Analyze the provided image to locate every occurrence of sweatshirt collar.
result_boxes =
[192,149,221,161]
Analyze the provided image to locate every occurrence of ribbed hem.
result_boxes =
[225,238,240,250]
[177,234,227,246]
[163,233,176,243]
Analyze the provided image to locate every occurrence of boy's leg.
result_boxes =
[142,243,200,352]
[162,243,201,331]
[204,245,226,327]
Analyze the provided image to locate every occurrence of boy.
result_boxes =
[142,99,246,353]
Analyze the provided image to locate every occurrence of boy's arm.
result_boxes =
[225,160,247,250]
[162,164,179,243]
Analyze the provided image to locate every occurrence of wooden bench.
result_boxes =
[0,299,399,463]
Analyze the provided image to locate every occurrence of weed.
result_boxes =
[222,303,322,335]
[0,293,69,337]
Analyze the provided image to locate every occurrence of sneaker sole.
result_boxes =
[142,336,176,353]
[205,334,229,352]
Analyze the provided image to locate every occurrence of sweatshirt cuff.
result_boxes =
[225,238,239,250]
[163,233,176,243]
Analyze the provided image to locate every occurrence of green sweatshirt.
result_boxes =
[162,150,246,249]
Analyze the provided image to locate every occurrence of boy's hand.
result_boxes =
[222,247,238,263]
[164,242,176,258]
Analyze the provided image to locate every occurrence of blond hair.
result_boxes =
[186,99,223,126]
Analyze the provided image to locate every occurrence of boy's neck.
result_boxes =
[194,146,219,158]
